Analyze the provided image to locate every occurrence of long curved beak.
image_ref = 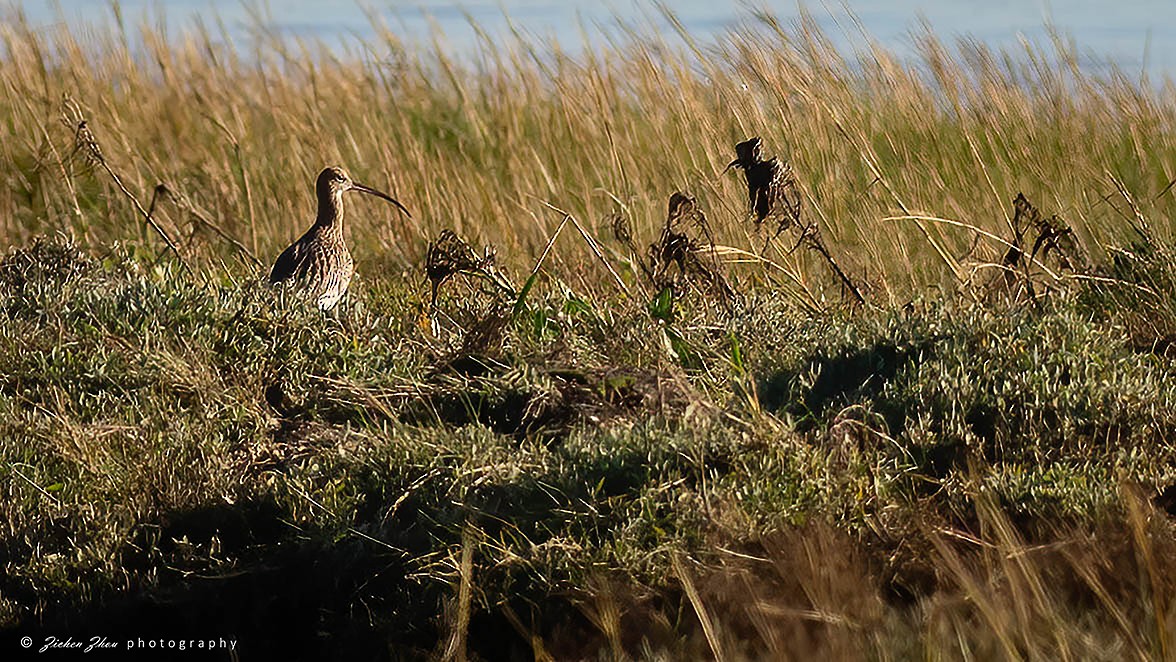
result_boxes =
[720,159,742,176]
[351,182,412,217]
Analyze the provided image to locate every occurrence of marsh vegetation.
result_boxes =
[1,6,1175,660]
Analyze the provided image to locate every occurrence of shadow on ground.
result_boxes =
[3,497,552,661]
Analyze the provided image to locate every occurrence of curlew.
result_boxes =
[269,166,410,310]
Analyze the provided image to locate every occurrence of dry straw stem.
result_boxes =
[499,603,554,662]
[705,244,823,312]
[923,485,1176,661]
[535,199,633,298]
[526,214,571,284]
[63,100,189,271]
[673,552,727,662]
[206,113,260,258]
[885,214,1063,282]
[159,184,263,267]
[284,481,409,557]
[1122,482,1171,661]
[827,112,963,284]
[442,523,476,662]
[9,462,63,507]
[799,191,869,306]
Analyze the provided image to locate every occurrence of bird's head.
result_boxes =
[315,166,411,217]
[317,166,354,198]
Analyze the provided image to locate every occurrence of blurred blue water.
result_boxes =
[9,0,1176,78]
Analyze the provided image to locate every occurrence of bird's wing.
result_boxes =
[269,238,305,285]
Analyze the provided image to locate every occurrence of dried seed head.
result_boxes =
[1009,192,1082,270]
[60,98,105,167]
[647,192,739,313]
[424,228,511,316]
[1011,193,1038,241]
[426,229,481,287]
[609,211,635,251]
[1031,213,1081,271]
[666,192,696,221]
[426,229,481,309]
[650,227,693,277]
[652,192,703,278]
[667,191,717,249]
[1013,193,1035,225]
[988,192,1087,306]
[74,121,105,165]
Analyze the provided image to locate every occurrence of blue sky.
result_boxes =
[10,1,1175,77]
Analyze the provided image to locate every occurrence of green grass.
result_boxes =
[2,232,1174,659]
[1,4,1176,660]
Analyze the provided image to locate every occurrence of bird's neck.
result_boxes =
[314,190,345,231]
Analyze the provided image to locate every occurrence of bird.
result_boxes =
[724,137,800,228]
[269,166,410,311]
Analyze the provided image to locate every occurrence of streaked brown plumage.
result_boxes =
[269,166,410,310]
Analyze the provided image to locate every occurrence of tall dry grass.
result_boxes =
[565,488,1176,661]
[2,5,1174,305]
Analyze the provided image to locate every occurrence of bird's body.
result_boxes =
[269,221,354,310]
[269,166,409,311]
